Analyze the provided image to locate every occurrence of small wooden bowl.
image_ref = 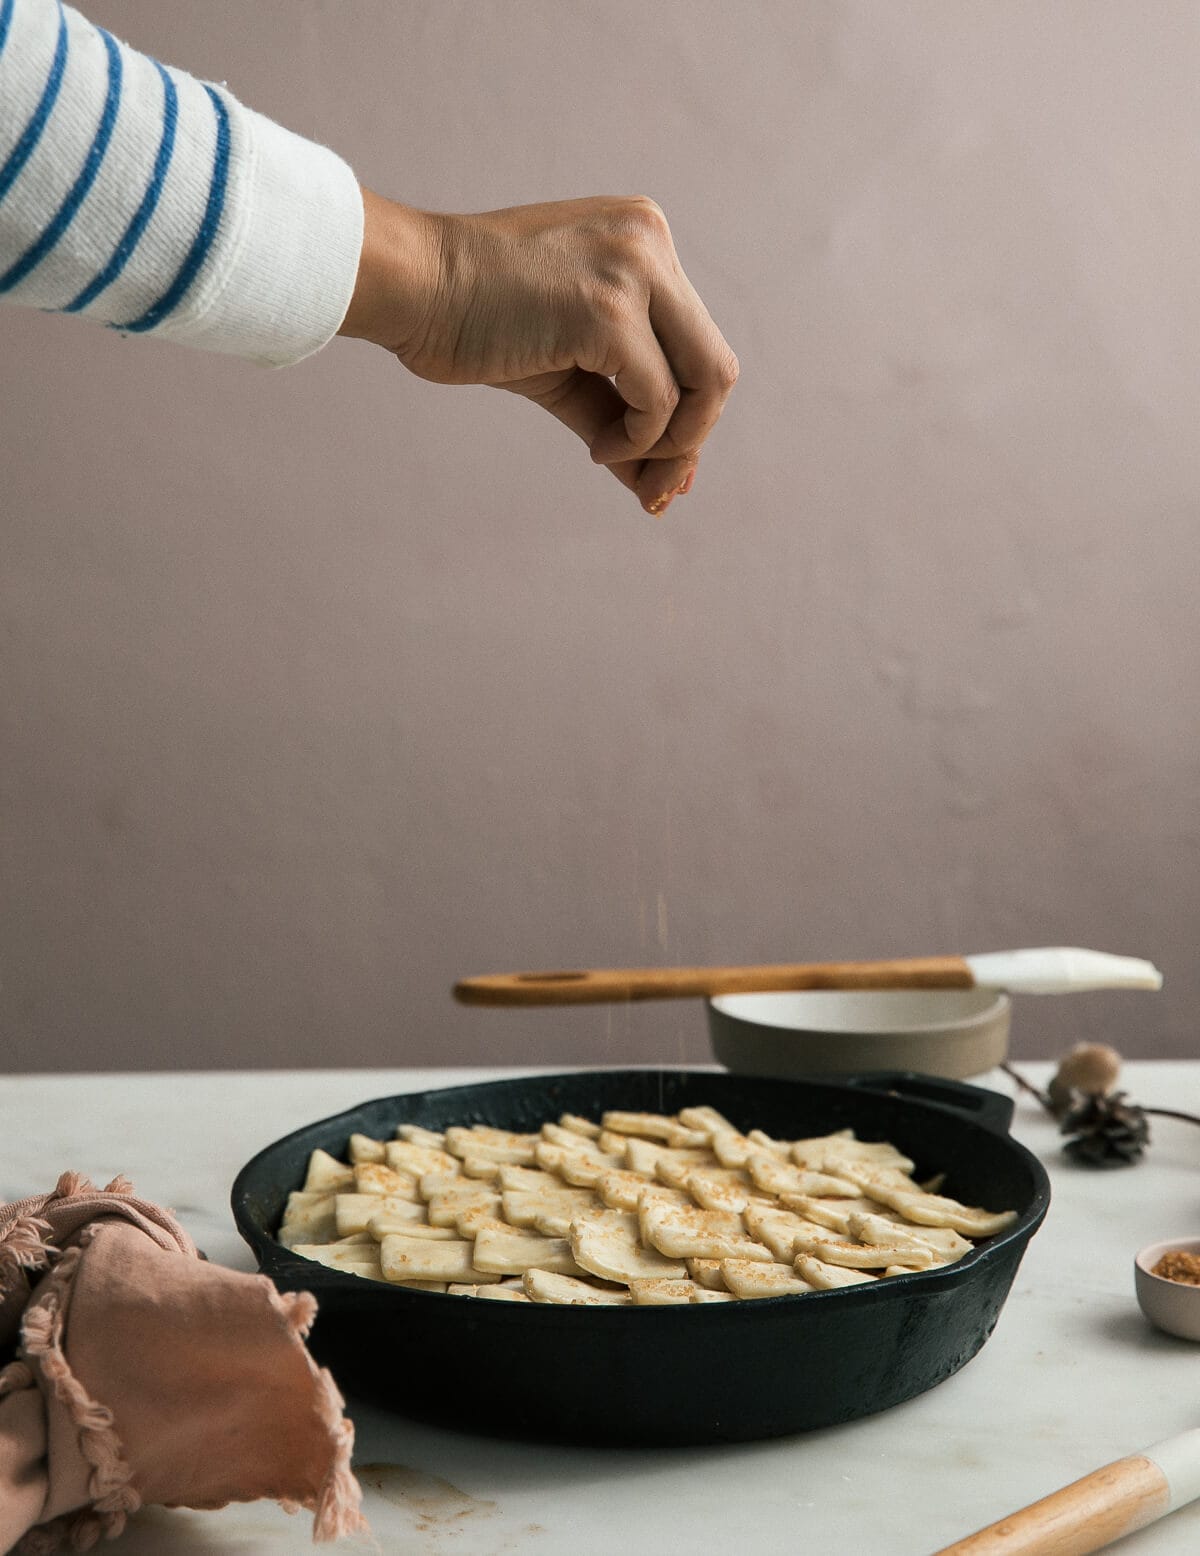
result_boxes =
[1135,1236,1200,1341]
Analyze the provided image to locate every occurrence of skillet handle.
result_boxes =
[838,1071,1015,1136]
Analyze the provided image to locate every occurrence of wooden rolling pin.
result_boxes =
[454,948,1162,1007]
[932,1429,1200,1554]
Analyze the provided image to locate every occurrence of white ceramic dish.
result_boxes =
[706,988,1011,1081]
[1135,1236,1200,1341]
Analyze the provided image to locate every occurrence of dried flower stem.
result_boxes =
[1001,1062,1200,1129]
[1141,1106,1200,1127]
[1000,1062,1052,1112]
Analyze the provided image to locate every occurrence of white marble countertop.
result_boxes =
[3,1062,1199,1556]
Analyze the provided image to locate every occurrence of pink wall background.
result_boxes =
[3,1,1198,1072]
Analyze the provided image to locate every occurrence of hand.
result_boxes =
[339,190,738,516]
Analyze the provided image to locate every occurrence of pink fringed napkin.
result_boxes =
[0,1172,367,1553]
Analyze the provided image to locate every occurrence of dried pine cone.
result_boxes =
[1059,1090,1150,1167]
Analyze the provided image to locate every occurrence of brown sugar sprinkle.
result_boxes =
[1151,1250,1200,1286]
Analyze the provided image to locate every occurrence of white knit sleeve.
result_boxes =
[0,0,364,366]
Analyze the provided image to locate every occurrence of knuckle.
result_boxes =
[714,348,740,391]
[615,196,671,250]
[630,194,668,227]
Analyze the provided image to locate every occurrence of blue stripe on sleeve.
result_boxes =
[113,83,230,334]
[0,27,123,295]
[0,1,69,207]
[64,58,177,313]
[0,0,17,60]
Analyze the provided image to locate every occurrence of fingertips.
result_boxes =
[637,457,698,517]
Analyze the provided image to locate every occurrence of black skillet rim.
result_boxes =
[231,1067,1051,1313]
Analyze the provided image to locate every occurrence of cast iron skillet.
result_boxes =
[231,1069,1049,1446]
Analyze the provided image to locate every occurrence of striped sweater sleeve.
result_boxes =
[0,0,364,366]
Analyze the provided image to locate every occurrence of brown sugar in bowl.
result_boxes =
[1135,1236,1200,1341]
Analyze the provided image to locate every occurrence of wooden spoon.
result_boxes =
[454,948,1162,1007]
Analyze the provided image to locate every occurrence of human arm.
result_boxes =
[1,0,737,512]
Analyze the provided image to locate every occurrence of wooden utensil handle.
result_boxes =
[933,1455,1172,1556]
[454,956,973,1007]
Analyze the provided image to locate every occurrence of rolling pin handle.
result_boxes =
[933,1433,1200,1556]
